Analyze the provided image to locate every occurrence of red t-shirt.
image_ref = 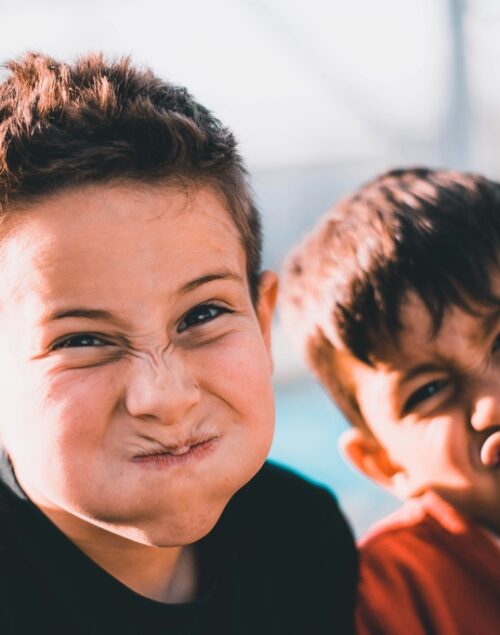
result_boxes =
[356,492,500,635]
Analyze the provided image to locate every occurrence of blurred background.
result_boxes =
[2,0,499,535]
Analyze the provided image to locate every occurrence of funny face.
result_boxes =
[0,183,277,546]
[340,292,500,533]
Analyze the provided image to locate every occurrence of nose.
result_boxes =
[124,355,200,425]
[469,377,500,432]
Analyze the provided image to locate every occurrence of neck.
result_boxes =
[72,531,198,603]
[31,498,197,603]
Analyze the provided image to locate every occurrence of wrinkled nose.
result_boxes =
[124,356,200,425]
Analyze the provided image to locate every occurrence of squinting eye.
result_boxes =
[403,379,449,414]
[51,334,109,350]
[177,304,230,333]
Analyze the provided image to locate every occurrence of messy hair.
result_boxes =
[281,167,500,397]
[0,52,262,300]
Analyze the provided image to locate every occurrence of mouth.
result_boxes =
[480,430,500,468]
[131,434,220,468]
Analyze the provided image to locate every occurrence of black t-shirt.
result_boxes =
[0,456,357,634]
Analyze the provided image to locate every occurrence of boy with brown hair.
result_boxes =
[0,52,357,634]
[281,167,500,635]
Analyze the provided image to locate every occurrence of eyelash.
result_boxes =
[177,304,231,333]
[403,334,500,414]
[51,333,111,350]
[403,379,449,414]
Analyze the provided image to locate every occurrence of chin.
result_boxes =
[137,516,222,548]
[110,500,229,548]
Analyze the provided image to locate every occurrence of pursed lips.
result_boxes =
[130,432,220,461]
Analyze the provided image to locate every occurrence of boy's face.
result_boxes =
[340,291,500,532]
[0,183,277,546]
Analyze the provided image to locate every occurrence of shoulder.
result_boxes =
[229,461,350,536]
[356,497,500,635]
[216,462,358,633]
[221,460,357,586]
[360,497,429,552]
[221,460,357,571]
[359,492,478,565]
[359,498,448,580]
[357,495,486,611]
[360,495,500,582]
[355,503,439,635]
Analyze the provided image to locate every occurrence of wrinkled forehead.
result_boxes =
[0,183,246,314]
[372,290,500,368]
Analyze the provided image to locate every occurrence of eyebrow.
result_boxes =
[49,308,115,321]
[44,270,243,324]
[43,307,131,330]
[400,362,446,385]
[178,270,243,294]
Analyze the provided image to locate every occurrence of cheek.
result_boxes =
[1,366,120,471]
[44,367,122,440]
[199,331,274,413]
[425,416,469,469]
[195,331,275,463]
[2,366,126,513]
[391,416,469,487]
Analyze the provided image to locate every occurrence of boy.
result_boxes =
[0,53,357,634]
[281,167,500,635]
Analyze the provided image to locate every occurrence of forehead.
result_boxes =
[6,180,236,238]
[0,183,246,316]
[375,290,500,371]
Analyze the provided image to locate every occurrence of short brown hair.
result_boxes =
[0,52,262,300]
[281,167,500,411]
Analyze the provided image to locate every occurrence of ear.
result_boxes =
[338,428,410,499]
[255,271,278,353]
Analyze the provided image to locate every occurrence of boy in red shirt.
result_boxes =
[281,167,500,635]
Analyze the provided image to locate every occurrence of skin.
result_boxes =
[339,291,500,534]
[0,182,278,601]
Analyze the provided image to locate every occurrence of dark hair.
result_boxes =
[0,52,262,300]
[281,167,500,383]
